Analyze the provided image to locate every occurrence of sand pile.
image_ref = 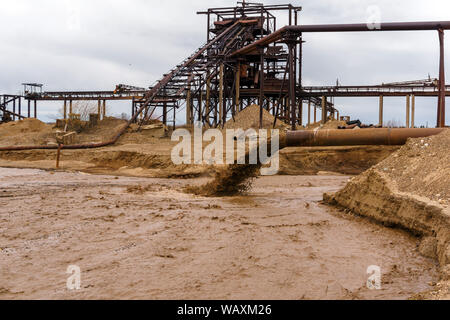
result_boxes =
[76,118,126,144]
[224,104,288,130]
[0,119,54,146]
[372,129,450,204]
[0,118,51,134]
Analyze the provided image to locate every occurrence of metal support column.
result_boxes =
[321,96,327,124]
[235,62,240,116]
[206,75,211,126]
[379,95,384,127]
[314,104,317,123]
[219,63,224,126]
[163,98,167,126]
[198,80,203,122]
[289,43,296,130]
[308,101,311,125]
[173,103,176,130]
[438,29,446,127]
[298,102,303,127]
[406,95,411,128]
[186,87,192,125]
[259,48,265,129]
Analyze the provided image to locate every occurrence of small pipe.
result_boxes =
[56,144,63,168]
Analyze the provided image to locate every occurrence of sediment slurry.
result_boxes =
[0,169,440,299]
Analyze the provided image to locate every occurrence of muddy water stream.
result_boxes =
[0,168,439,299]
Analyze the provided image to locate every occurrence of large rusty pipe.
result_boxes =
[284,128,446,147]
[231,21,450,57]
[286,21,450,33]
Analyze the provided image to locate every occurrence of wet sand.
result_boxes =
[0,168,439,299]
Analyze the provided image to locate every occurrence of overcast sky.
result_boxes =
[1,0,449,126]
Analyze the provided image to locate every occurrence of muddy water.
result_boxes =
[0,168,439,300]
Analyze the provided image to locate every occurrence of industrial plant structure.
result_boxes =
[1,2,449,131]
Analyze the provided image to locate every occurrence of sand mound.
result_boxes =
[223,104,288,130]
[0,119,55,146]
[0,118,51,135]
[372,129,450,204]
[76,118,127,144]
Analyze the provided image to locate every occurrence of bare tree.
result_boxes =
[385,119,402,128]
[57,101,99,121]
[120,113,130,120]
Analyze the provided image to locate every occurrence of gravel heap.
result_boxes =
[223,104,288,131]
[373,129,450,204]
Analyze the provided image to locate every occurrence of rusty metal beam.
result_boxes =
[438,29,446,127]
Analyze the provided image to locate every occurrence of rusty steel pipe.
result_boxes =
[56,144,63,168]
[286,21,450,33]
[230,21,450,57]
[284,128,446,147]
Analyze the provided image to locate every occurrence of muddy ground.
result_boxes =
[0,168,439,300]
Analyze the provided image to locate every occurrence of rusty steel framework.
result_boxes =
[3,2,449,131]
[0,95,26,122]
[0,83,43,122]
[126,2,449,129]
[130,2,309,130]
